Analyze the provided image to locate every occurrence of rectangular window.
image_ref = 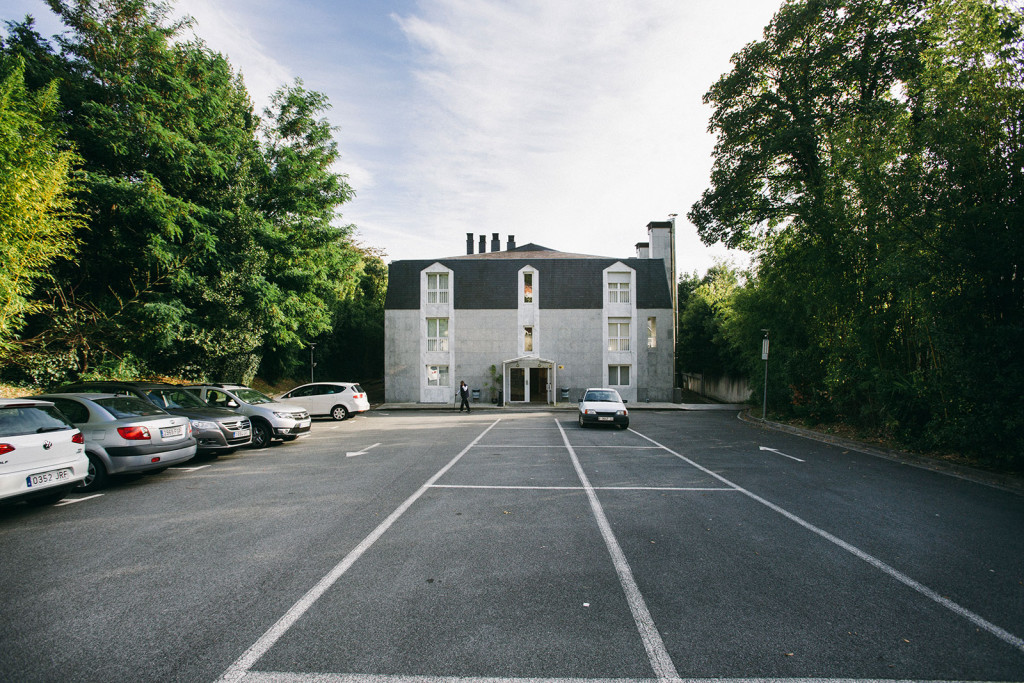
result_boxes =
[608,365,630,386]
[426,365,450,386]
[427,317,449,351]
[608,319,630,351]
[523,272,533,303]
[647,317,657,348]
[524,326,533,352]
[427,273,449,304]
[607,273,631,304]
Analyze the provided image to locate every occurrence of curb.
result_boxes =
[738,409,1024,495]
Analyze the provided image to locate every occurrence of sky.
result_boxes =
[4,0,785,274]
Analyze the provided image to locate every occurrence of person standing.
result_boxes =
[458,381,471,413]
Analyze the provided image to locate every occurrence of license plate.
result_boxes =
[233,429,251,438]
[27,468,73,488]
[161,425,184,438]
[298,420,311,428]
[598,416,613,422]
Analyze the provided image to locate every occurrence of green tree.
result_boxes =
[690,0,1024,465]
[676,263,745,380]
[0,55,80,353]
[254,80,363,381]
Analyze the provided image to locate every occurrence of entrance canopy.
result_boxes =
[501,356,558,404]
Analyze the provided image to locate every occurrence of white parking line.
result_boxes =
[217,419,503,683]
[556,420,680,682]
[631,429,1024,656]
[239,674,1002,683]
[430,484,737,492]
[55,494,103,506]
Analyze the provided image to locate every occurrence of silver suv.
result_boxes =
[185,385,310,449]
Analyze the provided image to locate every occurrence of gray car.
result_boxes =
[55,381,251,456]
[185,384,310,449]
[31,393,196,490]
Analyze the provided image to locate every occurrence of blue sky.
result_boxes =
[5,0,784,273]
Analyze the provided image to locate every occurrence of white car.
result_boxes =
[277,382,370,420]
[0,398,89,505]
[577,388,629,429]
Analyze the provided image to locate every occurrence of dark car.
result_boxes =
[54,381,251,456]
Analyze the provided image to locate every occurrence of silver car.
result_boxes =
[32,394,197,491]
[185,384,310,449]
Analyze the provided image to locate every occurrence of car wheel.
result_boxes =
[250,420,272,449]
[331,405,349,421]
[578,414,586,428]
[80,454,109,492]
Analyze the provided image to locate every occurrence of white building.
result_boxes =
[384,221,677,405]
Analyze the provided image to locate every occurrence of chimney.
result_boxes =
[491,233,500,252]
[479,234,487,253]
[466,232,474,255]
[635,242,650,258]
[507,235,516,251]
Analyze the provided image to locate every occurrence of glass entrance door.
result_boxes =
[509,368,526,402]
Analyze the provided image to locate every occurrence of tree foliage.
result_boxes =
[0,54,81,351]
[0,0,369,387]
[689,0,1024,466]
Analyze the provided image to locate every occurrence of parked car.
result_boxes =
[577,388,629,429]
[277,382,370,420]
[30,394,196,491]
[0,398,89,505]
[184,384,310,449]
[54,381,252,456]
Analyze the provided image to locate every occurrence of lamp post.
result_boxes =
[761,330,769,420]
[310,342,317,383]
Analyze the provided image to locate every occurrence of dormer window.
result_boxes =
[608,273,631,303]
[427,273,449,304]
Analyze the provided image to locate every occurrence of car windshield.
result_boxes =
[585,391,620,402]
[0,405,73,437]
[352,384,364,394]
[233,388,273,404]
[94,396,166,418]
[148,388,207,409]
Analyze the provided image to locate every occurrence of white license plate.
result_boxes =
[233,429,251,438]
[298,420,311,428]
[598,416,614,422]
[161,425,184,438]
[27,468,73,488]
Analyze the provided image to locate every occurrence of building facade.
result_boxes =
[384,221,677,405]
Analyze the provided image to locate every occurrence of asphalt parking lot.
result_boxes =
[2,409,1022,683]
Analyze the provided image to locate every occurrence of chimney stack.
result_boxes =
[466,232,474,255]
[507,235,516,251]
[491,233,500,252]
[478,234,487,253]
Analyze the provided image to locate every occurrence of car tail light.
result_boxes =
[355,393,365,399]
[0,443,13,455]
[117,426,151,440]
[72,432,85,444]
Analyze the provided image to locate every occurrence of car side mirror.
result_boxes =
[578,397,583,403]
[623,400,628,404]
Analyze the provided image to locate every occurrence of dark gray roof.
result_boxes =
[385,258,672,310]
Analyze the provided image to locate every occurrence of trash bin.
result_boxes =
[560,387,570,400]
[471,389,480,402]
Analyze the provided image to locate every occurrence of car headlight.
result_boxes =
[616,410,628,416]
[191,420,218,431]
[583,408,596,415]
[273,411,296,419]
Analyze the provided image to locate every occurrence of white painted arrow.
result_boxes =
[346,442,381,458]
[759,446,805,462]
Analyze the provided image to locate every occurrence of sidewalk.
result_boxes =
[373,401,748,411]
